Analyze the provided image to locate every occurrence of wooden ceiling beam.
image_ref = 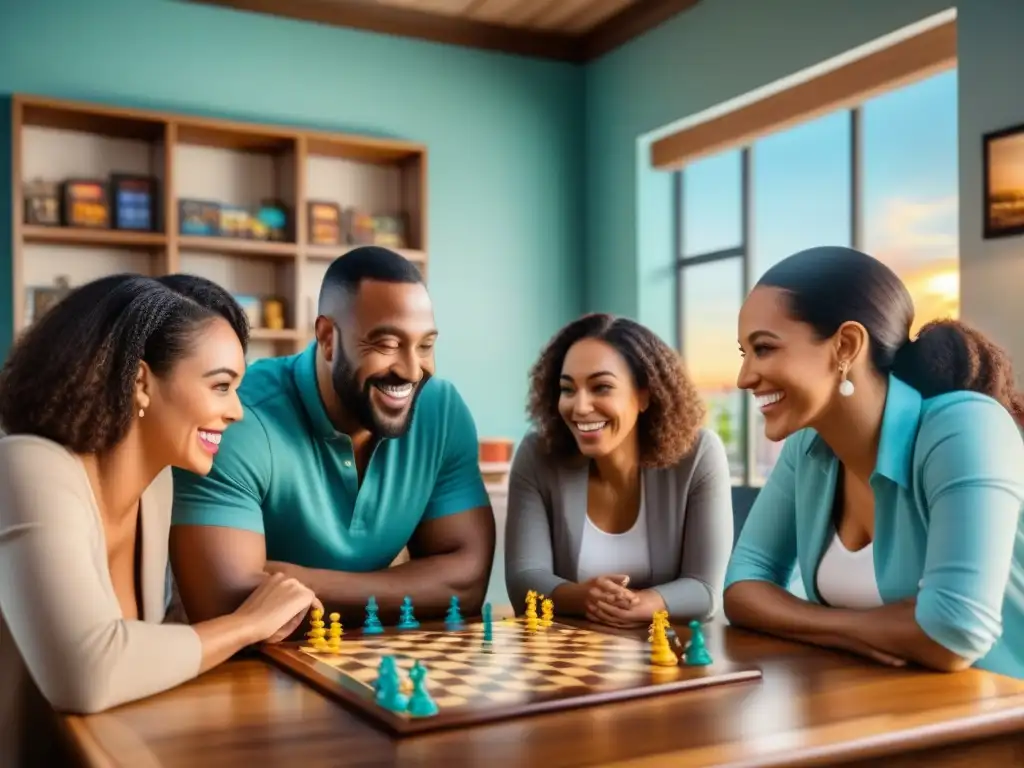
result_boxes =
[183,0,702,62]
[582,0,700,60]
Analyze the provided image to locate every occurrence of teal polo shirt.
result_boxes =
[170,343,491,572]
[725,374,1024,680]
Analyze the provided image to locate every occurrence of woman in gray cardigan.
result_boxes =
[504,314,734,628]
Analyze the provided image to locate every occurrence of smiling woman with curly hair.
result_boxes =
[504,313,734,629]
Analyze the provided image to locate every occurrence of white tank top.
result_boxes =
[815,532,883,609]
[575,486,651,585]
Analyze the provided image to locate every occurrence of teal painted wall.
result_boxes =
[584,0,956,346]
[5,0,1024,443]
[0,97,11,354]
[0,0,585,442]
[957,0,1024,380]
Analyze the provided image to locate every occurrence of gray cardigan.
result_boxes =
[504,428,734,621]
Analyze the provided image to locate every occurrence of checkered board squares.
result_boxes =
[261,619,763,736]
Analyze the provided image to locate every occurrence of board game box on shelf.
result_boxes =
[260,591,763,736]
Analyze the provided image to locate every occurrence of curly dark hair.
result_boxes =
[526,313,706,468]
[758,246,1024,426]
[0,272,249,453]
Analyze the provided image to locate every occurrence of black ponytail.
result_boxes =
[891,319,1024,425]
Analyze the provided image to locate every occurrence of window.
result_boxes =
[679,257,746,480]
[862,69,959,333]
[674,69,958,486]
[680,150,743,257]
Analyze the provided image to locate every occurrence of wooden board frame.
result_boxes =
[260,618,763,736]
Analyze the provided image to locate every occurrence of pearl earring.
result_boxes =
[139,408,145,418]
[838,361,855,397]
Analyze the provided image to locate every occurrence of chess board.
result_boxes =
[260,617,762,736]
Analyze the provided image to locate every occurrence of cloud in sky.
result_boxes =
[868,194,957,272]
[688,193,959,392]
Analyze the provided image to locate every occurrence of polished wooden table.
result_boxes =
[59,620,1024,767]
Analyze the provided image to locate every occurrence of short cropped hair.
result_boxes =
[317,246,423,316]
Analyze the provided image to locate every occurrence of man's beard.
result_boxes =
[331,353,426,438]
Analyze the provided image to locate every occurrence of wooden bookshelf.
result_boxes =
[9,94,428,360]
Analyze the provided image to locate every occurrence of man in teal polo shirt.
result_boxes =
[169,247,496,624]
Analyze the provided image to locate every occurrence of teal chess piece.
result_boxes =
[684,620,712,666]
[373,655,398,692]
[363,596,384,634]
[482,602,493,642]
[397,596,419,629]
[374,656,407,711]
[445,595,464,630]
[405,660,438,717]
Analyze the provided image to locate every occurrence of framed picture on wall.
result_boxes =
[983,122,1024,239]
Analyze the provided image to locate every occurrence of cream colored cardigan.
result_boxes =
[0,436,203,767]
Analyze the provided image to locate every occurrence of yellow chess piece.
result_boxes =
[326,612,344,653]
[648,609,668,638]
[525,591,539,631]
[540,598,553,627]
[306,607,327,651]
[649,611,677,667]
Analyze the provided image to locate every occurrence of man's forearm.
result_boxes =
[282,551,488,621]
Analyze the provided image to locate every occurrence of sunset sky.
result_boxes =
[679,69,958,392]
[989,130,1024,194]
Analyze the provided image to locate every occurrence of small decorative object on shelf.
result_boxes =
[308,201,341,245]
[254,201,288,241]
[479,438,514,464]
[342,207,375,245]
[23,179,60,226]
[179,197,289,240]
[26,275,72,326]
[220,205,249,238]
[233,294,263,329]
[111,174,159,232]
[61,179,109,229]
[179,199,221,236]
[263,297,286,330]
[372,213,407,248]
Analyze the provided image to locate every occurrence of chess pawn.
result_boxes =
[326,612,343,652]
[684,620,713,666]
[363,596,384,634]
[375,657,408,712]
[445,595,464,630]
[307,608,325,640]
[524,593,539,631]
[540,598,553,627]
[481,601,494,644]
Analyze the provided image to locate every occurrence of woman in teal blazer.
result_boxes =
[725,246,1024,679]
